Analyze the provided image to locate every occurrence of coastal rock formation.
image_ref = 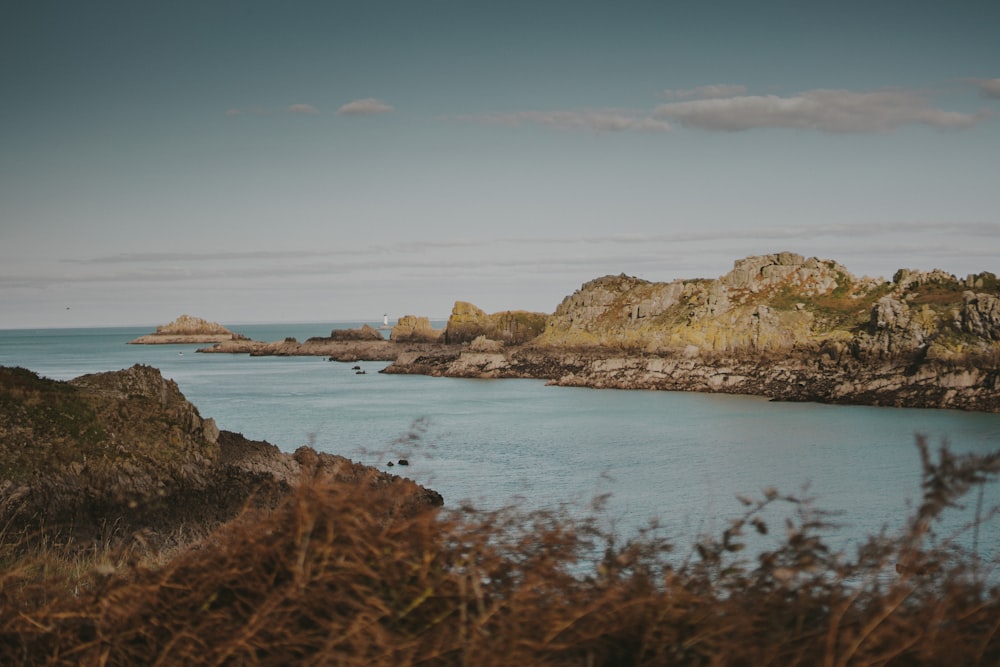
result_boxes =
[129,314,247,344]
[189,252,1000,412]
[382,254,1000,412]
[328,323,385,341]
[390,315,442,343]
[532,254,999,362]
[0,365,442,554]
[442,301,548,345]
[534,253,880,355]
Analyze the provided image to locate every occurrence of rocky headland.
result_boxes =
[129,314,249,344]
[0,365,442,556]
[198,253,1000,412]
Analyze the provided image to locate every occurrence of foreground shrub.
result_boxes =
[2,437,999,666]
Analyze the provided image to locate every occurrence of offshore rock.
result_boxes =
[442,301,548,345]
[391,315,442,343]
[329,323,385,341]
[129,314,247,344]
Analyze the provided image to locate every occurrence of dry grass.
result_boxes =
[2,437,999,666]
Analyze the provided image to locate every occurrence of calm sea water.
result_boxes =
[2,323,999,564]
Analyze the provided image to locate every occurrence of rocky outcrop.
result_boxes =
[328,323,385,341]
[390,315,442,343]
[0,365,442,555]
[534,254,879,355]
[188,253,1000,412]
[534,253,999,362]
[442,301,548,345]
[961,291,1000,341]
[130,315,247,344]
[383,254,1000,412]
[851,297,938,360]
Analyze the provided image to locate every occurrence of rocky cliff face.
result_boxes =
[0,365,442,554]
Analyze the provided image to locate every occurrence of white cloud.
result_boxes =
[452,83,984,136]
[336,98,393,115]
[653,89,982,133]
[288,103,320,115]
[452,109,671,133]
[224,108,242,117]
[976,78,1000,99]
[660,84,748,100]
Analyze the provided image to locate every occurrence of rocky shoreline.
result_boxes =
[381,346,1000,412]
[193,253,1000,413]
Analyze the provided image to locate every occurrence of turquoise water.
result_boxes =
[2,323,999,564]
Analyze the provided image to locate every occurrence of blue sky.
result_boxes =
[2,0,998,328]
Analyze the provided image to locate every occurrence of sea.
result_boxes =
[3,322,1000,570]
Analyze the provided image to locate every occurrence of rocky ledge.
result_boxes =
[0,365,442,555]
[129,314,249,344]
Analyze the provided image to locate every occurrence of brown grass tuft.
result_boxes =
[2,437,999,666]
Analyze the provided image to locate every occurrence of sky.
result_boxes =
[2,0,998,329]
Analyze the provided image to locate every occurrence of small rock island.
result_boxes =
[129,314,248,344]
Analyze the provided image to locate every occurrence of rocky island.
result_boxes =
[199,252,1000,412]
[129,314,249,344]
